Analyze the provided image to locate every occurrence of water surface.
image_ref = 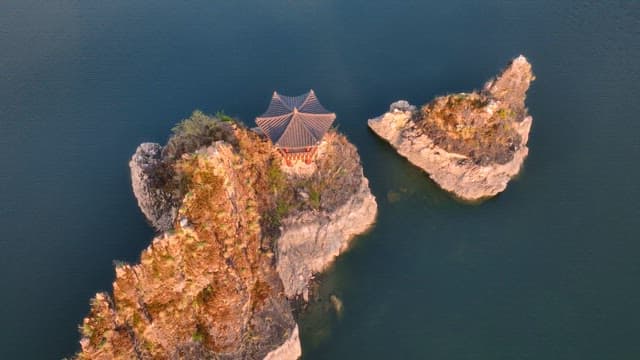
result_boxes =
[1,1,639,359]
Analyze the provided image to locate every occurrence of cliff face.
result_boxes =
[78,114,377,360]
[368,56,534,201]
[130,143,179,232]
[276,132,378,299]
[277,177,376,299]
[275,132,378,300]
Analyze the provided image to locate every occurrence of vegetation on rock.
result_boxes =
[262,131,364,228]
[414,56,534,166]
[368,55,534,200]
[163,110,237,163]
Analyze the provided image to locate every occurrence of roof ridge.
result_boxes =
[299,90,315,110]
[298,114,320,143]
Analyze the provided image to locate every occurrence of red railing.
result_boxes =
[279,147,317,166]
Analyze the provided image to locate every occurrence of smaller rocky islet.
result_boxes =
[369,55,535,201]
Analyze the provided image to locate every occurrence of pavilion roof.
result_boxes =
[255,90,336,149]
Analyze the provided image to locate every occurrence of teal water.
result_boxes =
[1,1,639,359]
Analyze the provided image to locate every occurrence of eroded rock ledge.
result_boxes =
[79,113,376,360]
[368,56,534,201]
[277,171,377,300]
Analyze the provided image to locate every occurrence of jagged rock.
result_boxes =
[484,55,534,116]
[129,143,178,232]
[369,55,534,201]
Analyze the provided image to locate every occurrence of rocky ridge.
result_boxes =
[79,115,377,360]
[368,55,534,200]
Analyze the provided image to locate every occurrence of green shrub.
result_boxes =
[163,110,236,162]
[215,110,234,123]
[192,324,207,343]
[309,189,321,209]
[275,199,290,218]
[192,331,205,343]
[267,161,286,193]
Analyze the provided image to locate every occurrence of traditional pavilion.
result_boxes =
[256,90,336,165]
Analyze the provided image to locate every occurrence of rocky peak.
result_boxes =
[484,55,534,117]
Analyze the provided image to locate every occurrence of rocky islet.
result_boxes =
[369,55,534,201]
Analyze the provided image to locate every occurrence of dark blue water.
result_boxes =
[1,1,638,359]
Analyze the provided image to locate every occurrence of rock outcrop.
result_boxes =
[276,131,378,299]
[369,56,534,201]
[130,143,178,232]
[79,112,377,360]
[277,177,376,299]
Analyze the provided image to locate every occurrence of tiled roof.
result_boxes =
[256,90,336,149]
